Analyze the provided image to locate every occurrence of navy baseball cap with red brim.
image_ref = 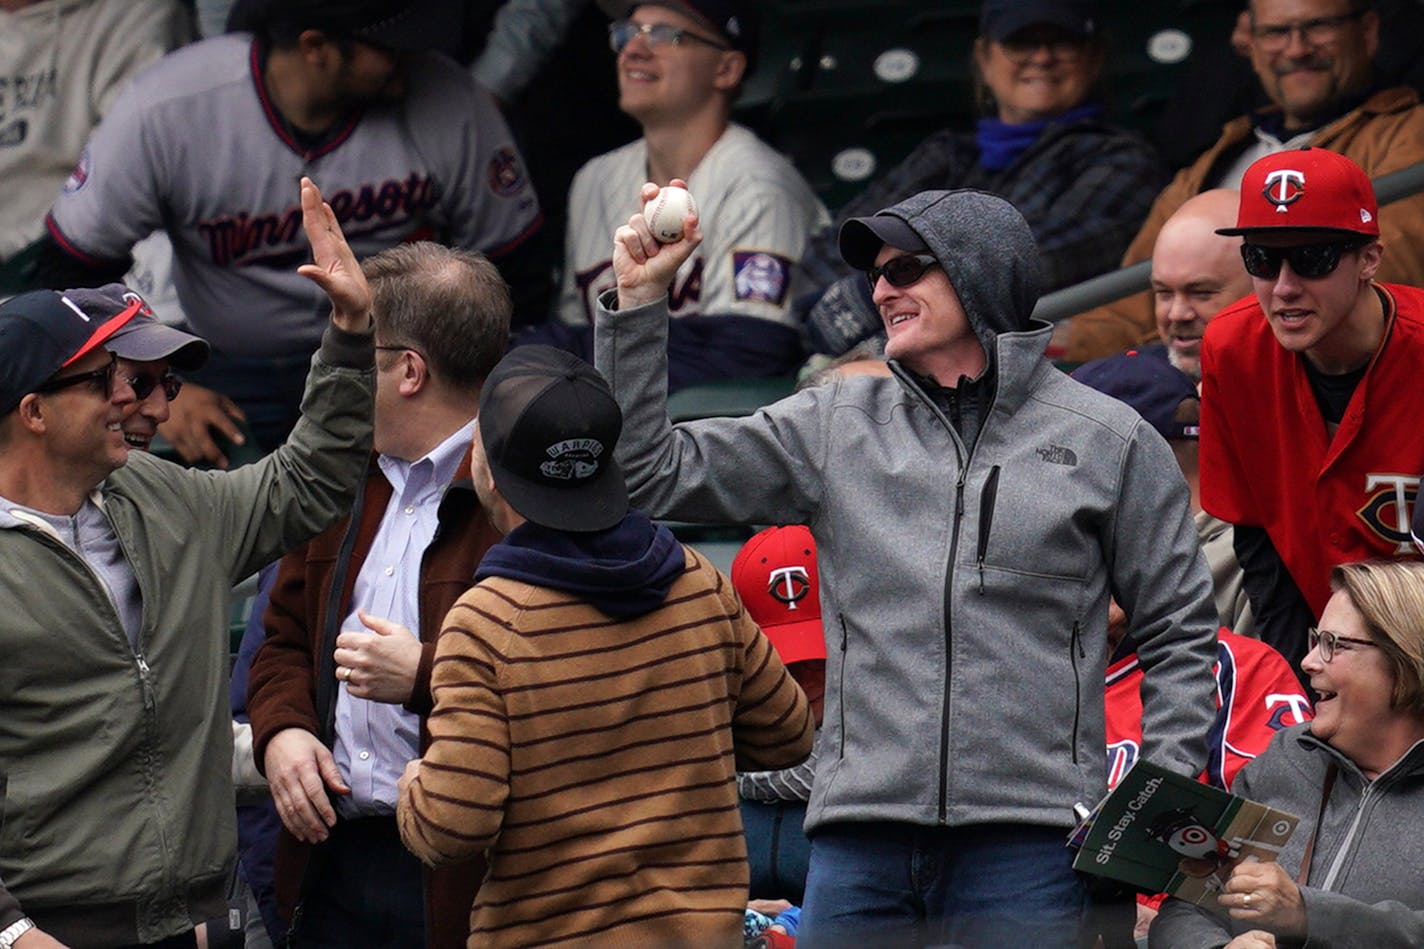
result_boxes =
[0,288,146,415]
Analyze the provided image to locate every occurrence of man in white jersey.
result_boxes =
[526,0,828,390]
[39,0,543,463]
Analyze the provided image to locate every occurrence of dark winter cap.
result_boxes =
[479,345,629,533]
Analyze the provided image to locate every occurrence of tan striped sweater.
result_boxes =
[397,545,814,948]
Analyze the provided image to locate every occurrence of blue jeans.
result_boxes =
[741,798,813,904]
[798,822,1087,949]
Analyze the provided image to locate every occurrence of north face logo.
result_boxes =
[1036,445,1078,466]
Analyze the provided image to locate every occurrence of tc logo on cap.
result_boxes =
[1264,169,1305,212]
[767,565,812,609]
[539,437,604,481]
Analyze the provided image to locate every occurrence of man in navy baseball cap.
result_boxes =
[598,0,759,70]
[75,284,213,454]
[0,286,144,416]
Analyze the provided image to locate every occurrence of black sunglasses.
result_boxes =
[33,354,118,399]
[866,254,939,291]
[1240,239,1368,280]
[126,369,182,402]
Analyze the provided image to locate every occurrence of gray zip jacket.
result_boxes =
[0,328,372,946]
[594,189,1218,833]
[1151,725,1424,947]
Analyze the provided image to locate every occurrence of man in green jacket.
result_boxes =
[0,178,374,949]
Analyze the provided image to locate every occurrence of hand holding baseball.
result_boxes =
[613,179,702,310]
[643,185,697,243]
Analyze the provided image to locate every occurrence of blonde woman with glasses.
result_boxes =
[1152,559,1424,948]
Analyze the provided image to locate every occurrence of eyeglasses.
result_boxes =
[998,34,1088,64]
[866,254,939,291]
[608,19,730,55]
[32,354,118,400]
[375,343,427,361]
[1251,9,1368,52]
[1239,239,1368,280]
[1308,626,1378,662]
[126,369,182,402]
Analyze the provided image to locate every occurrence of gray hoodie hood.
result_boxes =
[839,189,1045,352]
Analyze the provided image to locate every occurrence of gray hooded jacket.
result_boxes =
[594,190,1218,832]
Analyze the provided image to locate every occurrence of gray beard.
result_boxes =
[1167,347,1202,383]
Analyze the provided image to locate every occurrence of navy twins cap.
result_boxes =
[479,345,629,533]
[0,287,146,416]
[71,284,210,372]
[1072,349,1200,441]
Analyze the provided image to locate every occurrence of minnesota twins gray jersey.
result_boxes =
[557,123,828,328]
[48,34,541,356]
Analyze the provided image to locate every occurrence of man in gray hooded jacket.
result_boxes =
[594,182,1220,947]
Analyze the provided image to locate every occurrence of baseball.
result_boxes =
[643,186,697,243]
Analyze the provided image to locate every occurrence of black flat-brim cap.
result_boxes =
[479,345,629,533]
[838,213,929,270]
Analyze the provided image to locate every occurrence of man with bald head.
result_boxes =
[1151,190,1254,382]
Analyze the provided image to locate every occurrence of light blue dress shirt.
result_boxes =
[332,421,474,817]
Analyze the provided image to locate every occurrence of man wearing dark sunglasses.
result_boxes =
[91,292,212,456]
[0,179,375,949]
[595,184,1218,947]
[1200,147,1424,677]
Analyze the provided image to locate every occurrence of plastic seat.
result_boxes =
[667,375,796,422]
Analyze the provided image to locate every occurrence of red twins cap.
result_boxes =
[1217,147,1379,238]
[0,287,145,416]
[731,525,826,665]
[478,345,628,533]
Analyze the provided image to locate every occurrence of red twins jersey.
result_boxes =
[1105,630,1311,791]
[46,34,540,357]
[1200,283,1424,616]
